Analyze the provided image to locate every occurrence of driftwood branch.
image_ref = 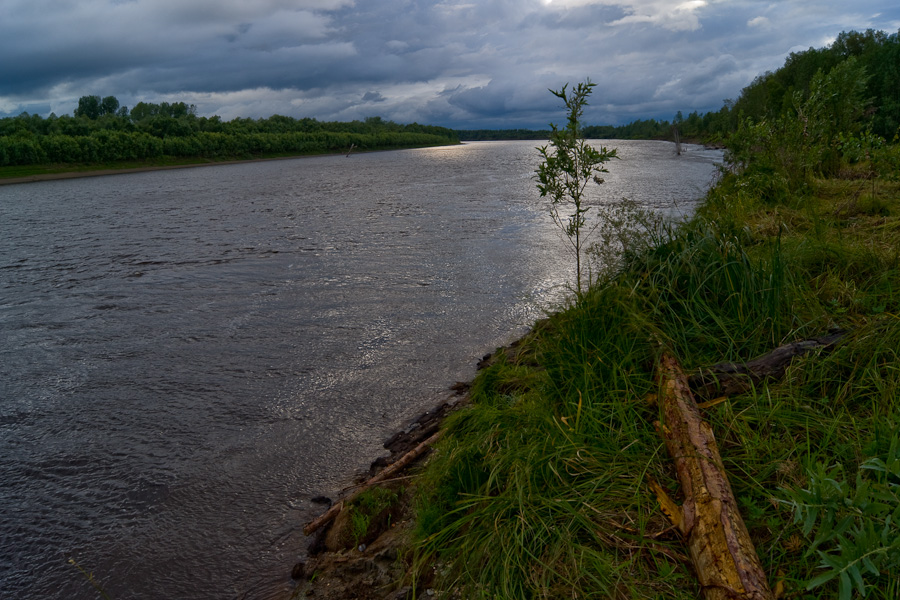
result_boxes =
[303,430,442,536]
[688,330,847,400]
[656,352,774,600]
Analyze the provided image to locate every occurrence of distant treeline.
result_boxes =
[457,129,551,141]
[458,117,717,142]
[583,114,726,141]
[459,29,900,145]
[0,102,459,167]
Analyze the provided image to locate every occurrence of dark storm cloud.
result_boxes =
[1,0,899,127]
[362,91,386,103]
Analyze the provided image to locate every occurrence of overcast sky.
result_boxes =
[2,0,898,129]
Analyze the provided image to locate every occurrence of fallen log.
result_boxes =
[655,352,774,600]
[303,430,442,537]
[688,330,847,400]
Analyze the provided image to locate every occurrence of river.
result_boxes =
[0,140,722,599]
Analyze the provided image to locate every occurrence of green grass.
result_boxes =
[349,486,402,547]
[412,166,900,598]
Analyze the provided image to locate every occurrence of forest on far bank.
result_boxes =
[0,104,459,168]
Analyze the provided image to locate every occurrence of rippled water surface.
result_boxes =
[0,141,721,599]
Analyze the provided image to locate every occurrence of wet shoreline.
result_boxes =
[0,154,352,186]
[0,144,458,186]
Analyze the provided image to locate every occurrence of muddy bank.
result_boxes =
[290,391,467,600]
[0,155,328,186]
[290,331,541,600]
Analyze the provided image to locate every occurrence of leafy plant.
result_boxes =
[348,486,400,547]
[536,80,618,297]
[779,422,900,599]
[587,197,666,281]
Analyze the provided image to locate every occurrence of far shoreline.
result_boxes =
[0,155,308,186]
[0,144,459,186]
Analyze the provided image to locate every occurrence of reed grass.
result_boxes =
[412,167,900,598]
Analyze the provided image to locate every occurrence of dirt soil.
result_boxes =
[287,329,543,600]
[287,387,470,600]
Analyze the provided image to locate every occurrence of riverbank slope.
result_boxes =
[295,158,900,599]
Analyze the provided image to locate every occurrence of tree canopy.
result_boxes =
[0,97,459,167]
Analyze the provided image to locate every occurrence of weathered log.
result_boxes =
[303,430,442,536]
[688,330,847,400]
[656,352,774,600]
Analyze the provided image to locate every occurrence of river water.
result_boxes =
[0,140,721,599]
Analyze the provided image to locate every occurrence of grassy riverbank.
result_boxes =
[297,151,900,598]
[404,163,900,598]
[297,39,900,595]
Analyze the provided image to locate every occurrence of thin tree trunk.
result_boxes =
[655,352,774,600]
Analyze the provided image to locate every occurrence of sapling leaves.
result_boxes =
[536,80,617,297]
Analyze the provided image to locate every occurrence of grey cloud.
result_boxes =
[448,79,562,119]
[362,91,386,103]
[1,0,899,127]
[528,3,628,30]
